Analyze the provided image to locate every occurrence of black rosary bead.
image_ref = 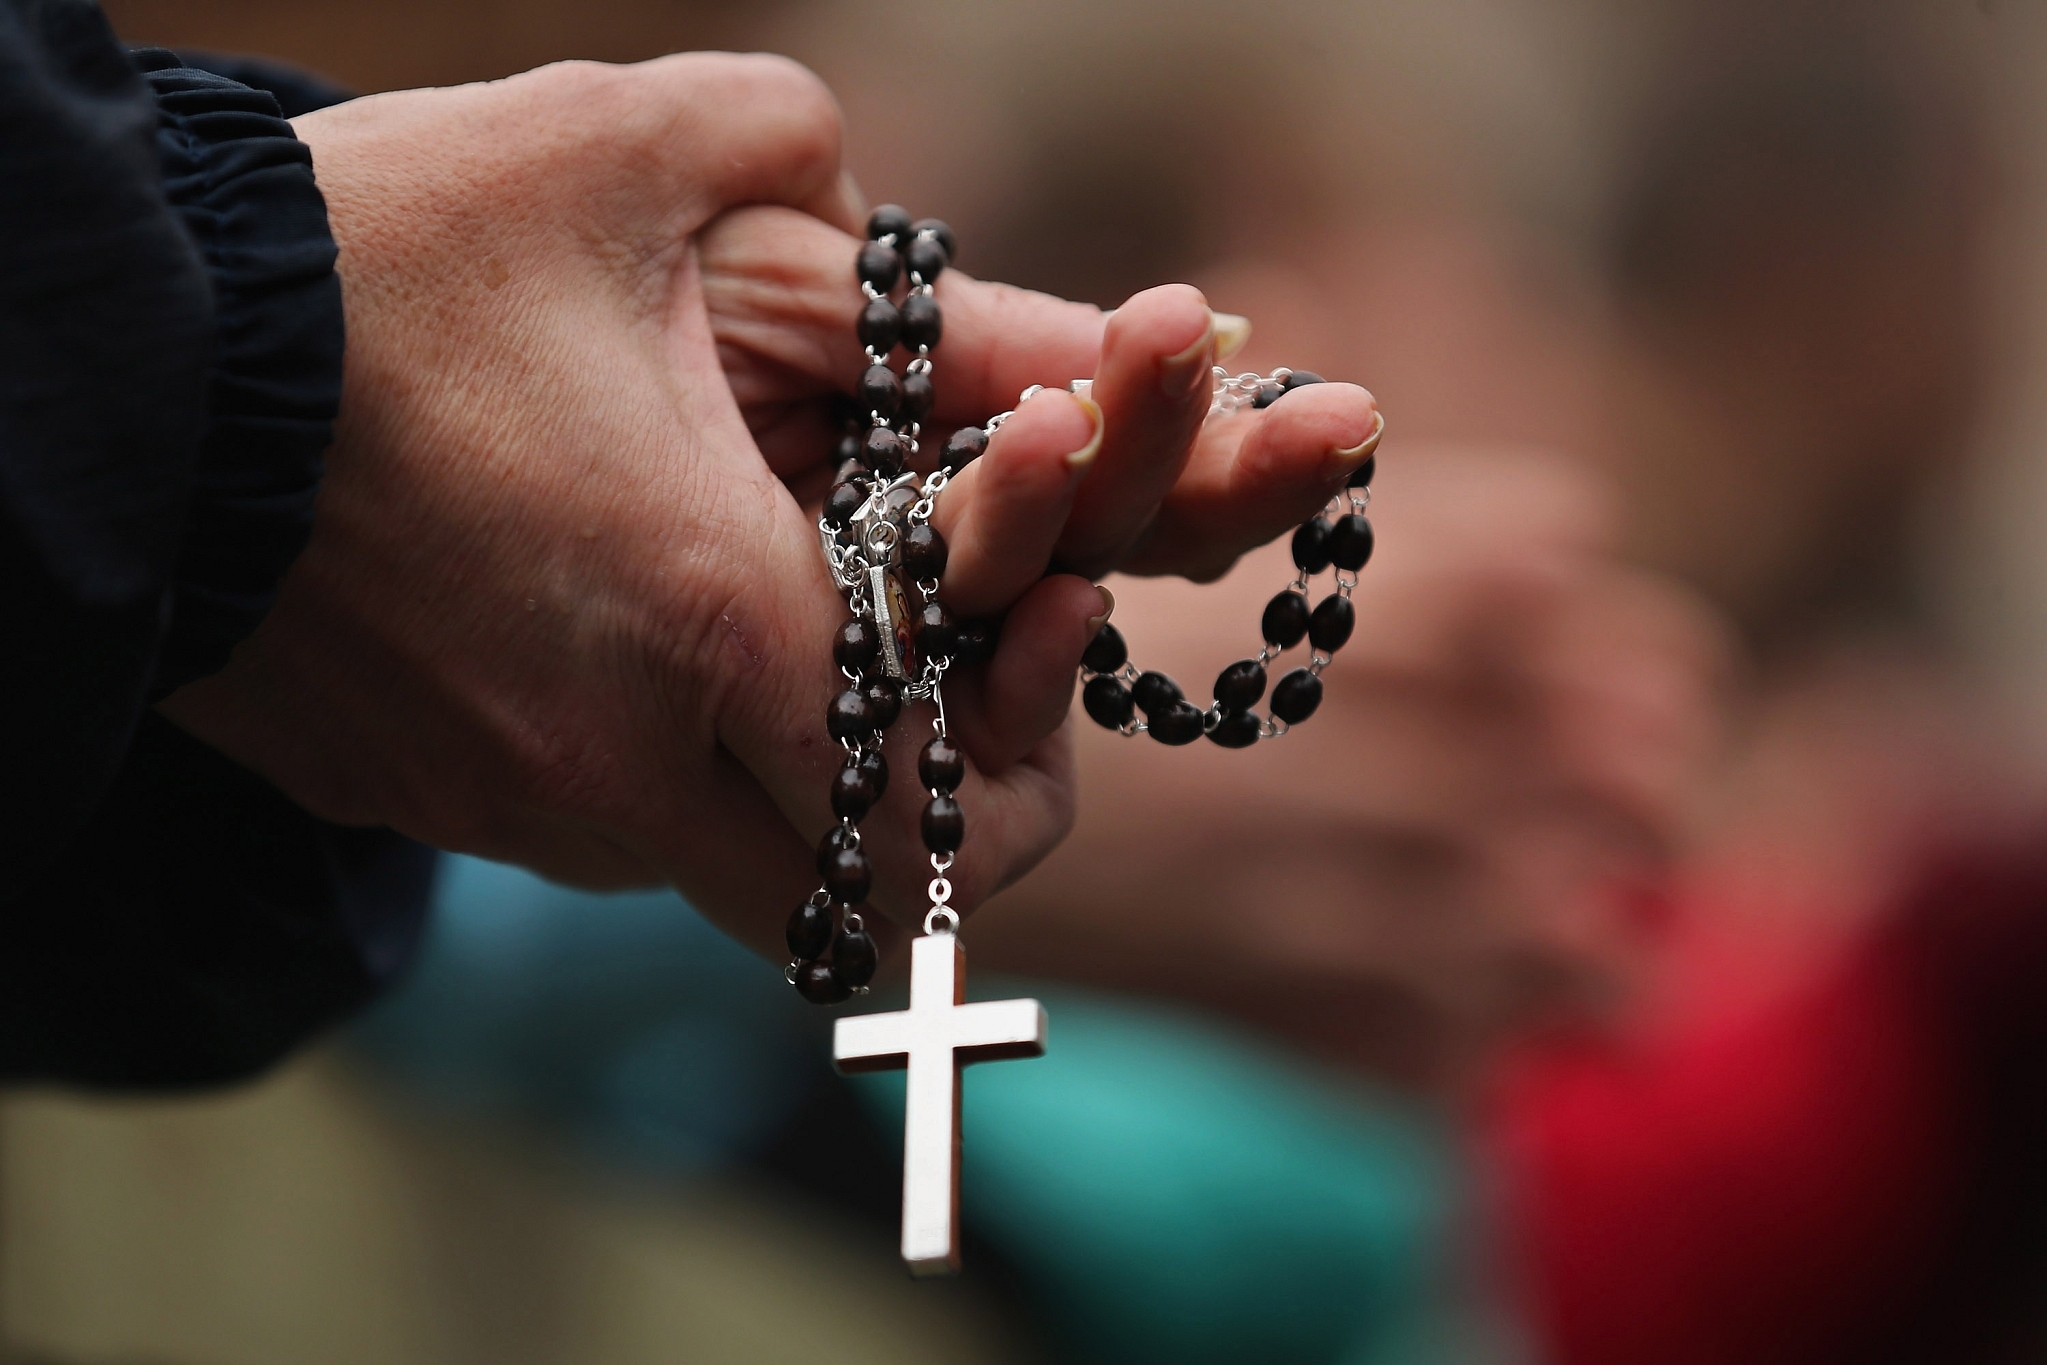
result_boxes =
[824,480,866,529]
[858,747,889,800]
[919,734,966,792]
[922,794,966,853]
[1325,514,1374,571]
[1207,709,1262,748]
[832,929,879,988]
[826,687,877,742]
[1261,590,1311,648]
[902,523,949,581]
[1252,381,1285,409]
[904,236,949,285]
[1280,370,1325,390]
[857,297,902,355]
[830,762,879,819]
[816,823,857,868]
[833,617,881,672]
[863,426,906,476]
[1348,454,1375,489]
[1213,659,1267,712]
[1148,700,1205,745]
[857,240,901,293]
[786,901,835,960]
[900,294,943,351]
[915,600,958,659]
[912,218,957,261]
[1081,622,1128,674]
[953,618,999,665]
[835,432,863,467]
[1309,595,1355,652]
[866,204,914,243]
[900,370,935,423]
[858,363,902,420]
[864,676,903,729]
[794,960,852,1004]
[943,426,988,470]
[820,844,873,905]
[1082,674,1136,729]
[1131,670,1183,717]
[1270,668,1322,723]
[1291,517,1333,574]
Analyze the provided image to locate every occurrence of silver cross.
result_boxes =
[833,930,1047,1275]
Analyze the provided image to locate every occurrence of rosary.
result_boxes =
[789,206,1379,1275]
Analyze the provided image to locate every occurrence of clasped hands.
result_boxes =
[159,53,1380,959]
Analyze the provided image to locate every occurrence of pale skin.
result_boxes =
[160,54,1379,960]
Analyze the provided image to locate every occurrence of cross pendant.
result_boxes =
[833,930,1047,1276]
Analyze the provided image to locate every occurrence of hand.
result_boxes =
[160,55,1379,958]
[970,447,1734,1088]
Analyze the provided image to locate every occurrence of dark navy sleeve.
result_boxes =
[0,3,429,1088]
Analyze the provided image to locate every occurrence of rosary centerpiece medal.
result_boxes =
[794,206,1381,1277]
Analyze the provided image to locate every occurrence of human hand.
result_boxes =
[970,446,1734,1089]
[160,55,1377,958]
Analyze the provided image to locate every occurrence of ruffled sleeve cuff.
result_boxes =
[130,49,343,696]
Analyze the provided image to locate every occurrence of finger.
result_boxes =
[1123,382,1381,580]
[942,575,1110,774]
[928,389,1102,616]
[1048,285,1215,575]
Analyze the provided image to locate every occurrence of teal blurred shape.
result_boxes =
[849,990,1465,1365]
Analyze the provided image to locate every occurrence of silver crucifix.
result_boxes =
[833,927,1047,1275]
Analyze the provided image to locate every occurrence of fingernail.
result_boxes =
[1066,395,1105,469]
[838,169,870,223]
[1323,406,1385,478]
[1086,585,1116,633]
[1160,311,1217,396]
[1213,313,1252,362]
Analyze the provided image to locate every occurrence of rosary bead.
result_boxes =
[1148,700,1205,746]
[900,294,943,351]
[795,960,851,1004]
[864,675,904,729]
[1270,667,1323,723]
[821,845,873,905]
[816,823,857,870]
[787,901,835,960]
[830,762,879,819]
[857,297,903,354]
[866,204,913,243]
[1080,622,1128,674]
[835,432,863,467]
[912,218,957,261]
[1252,381,1285,409]
[1261,590,1311,648]
[1347,453,1375,489]
[824,480,866,529]
[1326,513,1375,571]
[832,929,879,988]
[1280,370,1325,390]
[1309,594,1356,652]
[1207,709,1262,748]
[826,687,877,742]
[858,363,903,421]
[857,241,902,293]
[859,747,890,799]
[904,235,949,285]
[953,618,999,665]
[943,426,988,470]
[900,369,935,423]
[833,617,881,672]
[922,794,966,853]
[915,600,958,660]
[863,426,906,476]
[919,734,966,792]
[1214,658,1267,712]
[1082,674,1136,729]
[1131,670,1183,718]
[902,523,949,581]
[1291,517,1333,574]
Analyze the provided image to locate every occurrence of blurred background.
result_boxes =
[15,0,2047,1361]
